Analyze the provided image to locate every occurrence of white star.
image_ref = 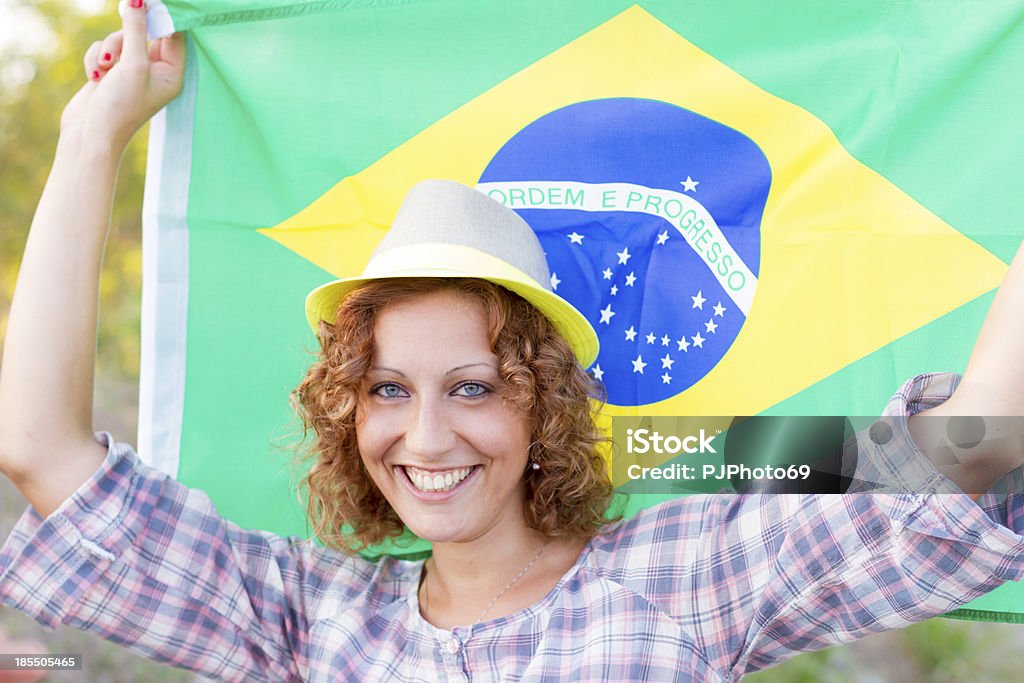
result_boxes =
[598,304,615,325]
[550,272,561,291]
[660,354,675,370]
[645,332,656,345]
[661,372,672,385]
[568,232,584,245]
[704,319,718,334]
[713,302,726,317]
[616,247,632,265]
[624,326,637,342]
[625,272,637,287]
[656,230,670,245]
[661,335,670,347]
[610,284,618,296]
[602,268,613,280]
[691,332,705,349]
[632,354,647,374]
[691,290,706,309]
[676,337,690,352]
[591,364,604,382]
[681,176,699,193]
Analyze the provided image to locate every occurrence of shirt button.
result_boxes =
[446,637,461,654]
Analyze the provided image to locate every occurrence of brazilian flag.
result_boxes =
[136,0,1024,621]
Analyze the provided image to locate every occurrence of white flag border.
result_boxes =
[118,0,176,39]
[138,34,194,477]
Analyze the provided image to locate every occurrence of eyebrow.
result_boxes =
[369,362,498,377]
[446,362,498,376]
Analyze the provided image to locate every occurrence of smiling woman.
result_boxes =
[294,276,613,554]
[3,4,1024,682]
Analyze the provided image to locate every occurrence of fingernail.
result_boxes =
[130,0,144,8]
[102,53,112,61]
[92,70,100,80]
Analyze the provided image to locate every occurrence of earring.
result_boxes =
[531,462,541,470]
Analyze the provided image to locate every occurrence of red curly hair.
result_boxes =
[292,277,616,552]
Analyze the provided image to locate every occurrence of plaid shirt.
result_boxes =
[2,373,1023,682]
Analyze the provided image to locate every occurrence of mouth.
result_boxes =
[397,464,480,496]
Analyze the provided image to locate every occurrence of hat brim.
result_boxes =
[305,244,599,367]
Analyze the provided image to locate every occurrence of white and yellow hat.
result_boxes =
[305,179,599,367]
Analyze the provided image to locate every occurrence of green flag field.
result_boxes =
[136,0,1024,622]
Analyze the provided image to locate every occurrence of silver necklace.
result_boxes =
[422,539,552,624]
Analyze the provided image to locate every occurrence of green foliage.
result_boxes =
[0,0,146,382]
[746,620,1022,683]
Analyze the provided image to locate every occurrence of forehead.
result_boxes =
[371,290,494,364]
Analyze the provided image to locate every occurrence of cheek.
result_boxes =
[354,425,392,495]
[490,408,533,463]
[354,409,387,466]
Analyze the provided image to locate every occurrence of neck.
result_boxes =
[419,528,584,628]
[427,524,549,597]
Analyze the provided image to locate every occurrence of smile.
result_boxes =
[400,465,479,493]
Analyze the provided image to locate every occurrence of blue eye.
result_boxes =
[372,383,407,398]
[455,382,489,398]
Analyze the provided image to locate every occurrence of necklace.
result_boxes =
[421,538,552,624]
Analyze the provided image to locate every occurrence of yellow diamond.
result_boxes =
[261,5,1004,416]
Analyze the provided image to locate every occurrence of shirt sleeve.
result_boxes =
[680,373,1024,680]
[0,433,374,682]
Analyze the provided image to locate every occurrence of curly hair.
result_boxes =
[292,277,617,553]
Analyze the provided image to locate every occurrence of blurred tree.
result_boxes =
[0,0,146,395]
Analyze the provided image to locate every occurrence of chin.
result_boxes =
[413,531,466,545]
[403,519,473,544]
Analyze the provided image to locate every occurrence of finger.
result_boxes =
[148,33,187,103]
[98,31,124,72]
[120,0,149,67]
[83,40,103,81]
[154,31,186,70]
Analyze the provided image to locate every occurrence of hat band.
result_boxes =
[363,243,550,291]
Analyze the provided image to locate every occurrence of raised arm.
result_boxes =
[0,3,185,516]
[908,240,1024,499]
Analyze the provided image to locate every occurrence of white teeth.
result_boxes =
[404,466,474,493]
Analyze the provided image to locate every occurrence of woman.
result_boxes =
[1,5,1024,681]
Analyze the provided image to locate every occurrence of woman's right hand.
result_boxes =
[60,0,185,154]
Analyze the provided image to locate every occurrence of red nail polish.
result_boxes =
[130,0,143,8]
[92,70,100,80]
[103,53,112,61]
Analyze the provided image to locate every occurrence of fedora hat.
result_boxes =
[304,179,599,366]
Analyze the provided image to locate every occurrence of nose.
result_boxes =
[404,396,457,460]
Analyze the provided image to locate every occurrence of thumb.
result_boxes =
[120,0,150,66]
[153,31,186,71]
